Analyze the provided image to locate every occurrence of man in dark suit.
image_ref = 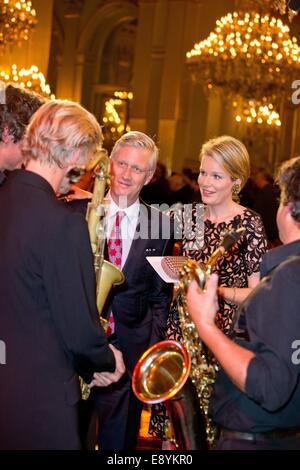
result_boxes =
[252,167,280,247]
[92,131,174,450]
[0,100,125,450]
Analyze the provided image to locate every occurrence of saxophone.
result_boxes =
[132,228,245,449]
[86,149,125,317]
[80,149,125,399]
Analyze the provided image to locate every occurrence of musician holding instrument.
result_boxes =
[0,100,125,450]
[150,135,267,442]
[187,156,300,450]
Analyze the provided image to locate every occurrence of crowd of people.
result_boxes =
[0,89,125,450]
[1,83,300,451]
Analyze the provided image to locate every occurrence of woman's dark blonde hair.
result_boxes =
[21,99,103,168]
[199,135,250,200]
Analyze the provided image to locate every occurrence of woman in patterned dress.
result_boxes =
[149,135,268,441]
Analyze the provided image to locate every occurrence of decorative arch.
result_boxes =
[47,12,65,95]
[52,11,64,53]
[77,1,138,128]
[78,1,138,55]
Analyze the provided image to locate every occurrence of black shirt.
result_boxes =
[252,184,279,242]
[210,240,300,432]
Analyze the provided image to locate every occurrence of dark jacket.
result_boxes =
[103,201,174,372]
[0,170,6,185]
[93,201,174,450]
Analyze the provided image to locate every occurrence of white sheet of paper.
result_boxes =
[146,256,183,284]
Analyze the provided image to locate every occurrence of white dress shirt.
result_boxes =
[105,193,140,269]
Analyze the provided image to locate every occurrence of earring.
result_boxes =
[232,183,240,195]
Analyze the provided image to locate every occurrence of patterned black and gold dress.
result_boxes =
[149,205,267,439]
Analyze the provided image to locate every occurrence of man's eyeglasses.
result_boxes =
[112,159,151,175]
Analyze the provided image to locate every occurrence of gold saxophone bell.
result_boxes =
[132,340,208,450]
[96,259,124,321]
[132,340,190,404]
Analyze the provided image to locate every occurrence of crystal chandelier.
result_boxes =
[186,10,300,105]
[274,0,300,20]
[0,0,37,54]
[233,97,281,128]
[0,64,55,98]
[102,90,133,139]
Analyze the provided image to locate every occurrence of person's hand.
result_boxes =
[89,344,126,388]
[186,273,219,336]
[66,185,92,201]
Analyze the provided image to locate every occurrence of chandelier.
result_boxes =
[0,64,55,98]
[0,0,37,54]
[274,0,300,20]
[102,90,133,139]
[233,97,281,128]
[186,10,300,105]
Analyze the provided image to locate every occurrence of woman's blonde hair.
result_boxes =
[21,99,103,168]
[199,135,250,191]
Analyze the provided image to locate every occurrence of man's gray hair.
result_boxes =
[110,131,158,171]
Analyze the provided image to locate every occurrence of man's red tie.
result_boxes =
[106,211,124,336]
